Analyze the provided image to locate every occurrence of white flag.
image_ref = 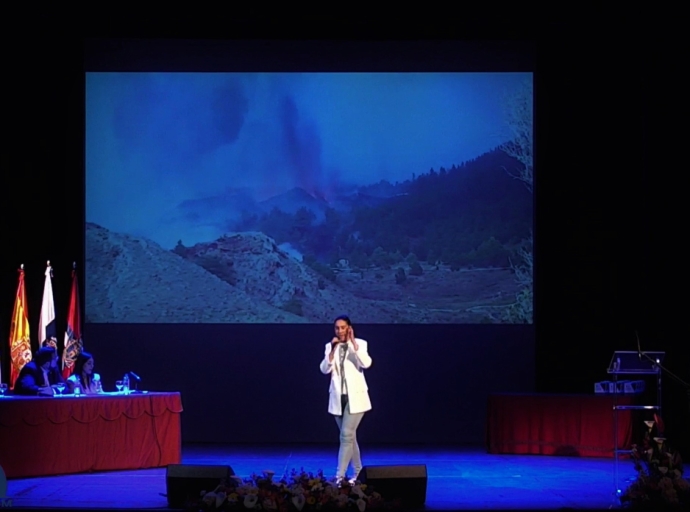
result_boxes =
[39,262,58,349]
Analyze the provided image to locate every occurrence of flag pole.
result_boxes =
[9,263,32,389]
[62,261,83,379]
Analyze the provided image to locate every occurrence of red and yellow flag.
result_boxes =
[9,266,32,389]
[62,266,83,379]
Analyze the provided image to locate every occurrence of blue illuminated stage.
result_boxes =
[5,443,638,511]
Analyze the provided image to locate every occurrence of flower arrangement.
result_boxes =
[620,414,689,509]
[188,468,402,511]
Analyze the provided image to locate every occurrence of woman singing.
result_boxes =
[319,315,373,484]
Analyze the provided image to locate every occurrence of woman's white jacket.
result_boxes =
[319,339,372,415]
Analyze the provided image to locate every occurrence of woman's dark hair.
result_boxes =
[73,351,94,389]
[334,315,351,326]
[35,346,57,367]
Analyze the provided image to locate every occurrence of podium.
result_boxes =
[607,350,665,500]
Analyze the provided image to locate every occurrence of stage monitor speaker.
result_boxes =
[166,464,234,508]
[359,464,427,508]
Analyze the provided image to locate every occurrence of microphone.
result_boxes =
[129,371,141,381]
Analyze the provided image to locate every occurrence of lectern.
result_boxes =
[607,350,665,499]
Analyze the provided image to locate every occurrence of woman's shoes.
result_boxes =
[334,476,358,487]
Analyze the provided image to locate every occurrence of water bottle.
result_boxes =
[123,373,130,395]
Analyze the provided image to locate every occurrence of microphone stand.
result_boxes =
[128,372,141,393]
[638,350,690,423]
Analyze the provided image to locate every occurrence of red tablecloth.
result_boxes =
[0,392,183,478]
[487,393,634,457]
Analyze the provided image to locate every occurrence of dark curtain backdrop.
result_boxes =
[1,17,687,453]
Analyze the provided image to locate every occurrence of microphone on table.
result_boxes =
[127,371,142,393]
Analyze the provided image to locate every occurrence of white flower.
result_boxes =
[351,486,366,499]
[202,492,217,506]
[243,494,258,508]
[292,494,306,511]
[356,498,367,511]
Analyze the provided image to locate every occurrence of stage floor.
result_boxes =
[5,443,642,510]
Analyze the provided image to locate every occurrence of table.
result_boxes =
[0,391,183,478]
[486,393,634,457]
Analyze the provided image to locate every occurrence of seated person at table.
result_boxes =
[66,351,102,394]
[14,346,65,396]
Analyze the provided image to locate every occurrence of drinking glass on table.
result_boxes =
[0,383,7,397]
[115,380,124,393]
[54,382,66,396]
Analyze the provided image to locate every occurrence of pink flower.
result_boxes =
[659,477,673,490]
[661,487,678,504]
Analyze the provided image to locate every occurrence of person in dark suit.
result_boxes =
[14,346,65,396]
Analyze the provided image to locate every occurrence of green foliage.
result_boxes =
[395,267,406,285]
[257,208,292,245]
[307,260,336,282]
[474,237,510,267]
[221,147,530,274]
[172,240,187,257]
[302,253,317,266]
[425,247,437,264]
[409,261,423,276]
[348,245,369,270]
[370,246,400,268]
[371,246,388,267]
[290,207,316,243]
[502,287,533,324]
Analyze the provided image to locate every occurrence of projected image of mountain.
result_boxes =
[85,72,533,323]
[84,223,307,323]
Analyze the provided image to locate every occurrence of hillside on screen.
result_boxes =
[85,72,533,324]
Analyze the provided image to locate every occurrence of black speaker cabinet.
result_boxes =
[359,464,427,508]
[166,464,234,508]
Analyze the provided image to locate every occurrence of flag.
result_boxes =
[9,265,32,389]
[38,261,58,350]
[62,265,83,379]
